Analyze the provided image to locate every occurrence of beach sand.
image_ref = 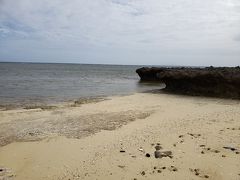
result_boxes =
[0,93,239,180]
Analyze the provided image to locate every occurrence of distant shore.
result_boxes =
[0,92,239,180]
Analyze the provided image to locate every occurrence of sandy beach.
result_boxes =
[0,92,240,180]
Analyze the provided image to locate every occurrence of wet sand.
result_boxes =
[0,93,240,180]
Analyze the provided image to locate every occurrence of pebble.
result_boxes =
[120,150,125,153]
[157,170,162,173]
[162,151,172,156]
[155,145,162,150]
[223,146,237,151]
[154,150,162,158]
[169,166,177,172]
[145,153,150,157]
[118,165,125,169]
[141,171,145,176]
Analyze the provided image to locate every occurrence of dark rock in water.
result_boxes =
[136,67,240,99]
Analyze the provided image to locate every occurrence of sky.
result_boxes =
[0,0,240,66]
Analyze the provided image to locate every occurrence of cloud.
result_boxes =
[234,34,240,41]
[0,0,240,66]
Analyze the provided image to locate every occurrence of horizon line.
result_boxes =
[0,61,224,68]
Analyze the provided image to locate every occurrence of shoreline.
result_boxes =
[0,95,117,111]
[0,92,240,179]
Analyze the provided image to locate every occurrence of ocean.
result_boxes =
[0,62,164,106]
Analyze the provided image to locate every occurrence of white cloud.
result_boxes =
[0,0,240,65]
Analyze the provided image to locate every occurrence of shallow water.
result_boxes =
[0,62,164,105]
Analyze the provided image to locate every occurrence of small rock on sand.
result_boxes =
[162,151,172,156]
[145,153,151,157]
[155,145,162,150]
[154,150,162,158]
[169,166,177,172]
[223,146,237,151]
[118,165,125,169]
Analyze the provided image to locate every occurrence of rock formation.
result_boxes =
[136,66,240,99]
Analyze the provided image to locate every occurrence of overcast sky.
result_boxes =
[0,0,239,66]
